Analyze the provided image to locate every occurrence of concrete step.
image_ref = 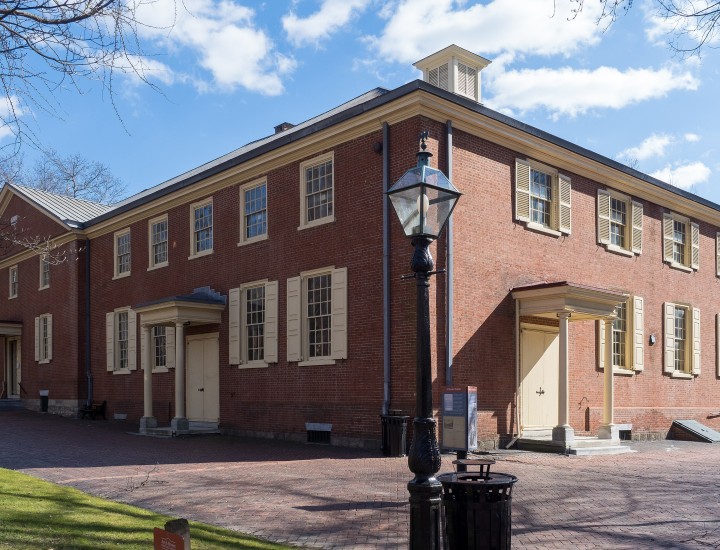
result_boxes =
[0,399,23,411]
[568,445,634,456]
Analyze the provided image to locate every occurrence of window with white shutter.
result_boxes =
[663,302,699,377]
[286,267,348,365]
[515,159,570,236]
[597,296,643,373]
[106,308,136,373]
[34,314,52,363]
[597,189,642,256]
[663,212,699,271]
[141,326,176,372]
[229,280,278,368]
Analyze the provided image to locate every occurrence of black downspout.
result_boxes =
[445,120,454,386]
[382,121,391,416]
[85,239,93,407]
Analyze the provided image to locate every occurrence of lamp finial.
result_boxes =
[417,131,432,167]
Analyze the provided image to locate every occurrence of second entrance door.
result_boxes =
[186,333,219,423]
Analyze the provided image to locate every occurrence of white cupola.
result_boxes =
[413,44,491,103]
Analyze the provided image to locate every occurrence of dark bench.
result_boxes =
[79,400,106,420]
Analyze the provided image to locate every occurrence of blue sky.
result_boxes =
[11,0,720,204]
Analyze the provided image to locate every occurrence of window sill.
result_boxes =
[188,249,213,261]
[152,367,169,374]
[8,295,16,300]
[666,261,693,273]
[612,367,635,376]
[38,359,50,365]
[298,216,335,232]
[38,285,49,291]
[113,369,132,375]
[147,262,168,272]
[670,371,694,379]
[524,221,561,238]
[604,244,635,258]
[238,361,270,370]
[298,358,336,367]
[112,272,131,281]
[238,234,268,247]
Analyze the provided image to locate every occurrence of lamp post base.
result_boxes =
[408,476,443,549]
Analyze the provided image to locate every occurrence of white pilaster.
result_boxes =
[599,318,619,440]
[139,325,157,432]
[552,312,574,444]
[171,322,189,432]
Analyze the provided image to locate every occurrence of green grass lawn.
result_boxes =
[0,468,293,550]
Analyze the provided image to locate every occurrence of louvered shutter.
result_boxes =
[663,303,676,374]
[438,64,449,90]
[166,326,176,369]
[663,214,674,263]
[598,320,605,369]
[632,297,644,371]
[46,315,52,362]
[631,201,643,254]
[34,317,40,361]
[558,174,572,234]
[692,307,701,375]
[264,281,278,363]
[716,233,720,276]
[286,276,302,362]
[428,67,438,87]
[106,312,115,371]
[128,309,137,370]
[515,159,531,223]
[691,222,700,270]
[457,62,468,95]
[331,267,348,360]
[229,288,240,364]
[597,190,611,245]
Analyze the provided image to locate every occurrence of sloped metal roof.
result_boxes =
[10,184,112,227]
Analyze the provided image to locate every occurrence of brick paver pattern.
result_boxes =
[1,411,719,549]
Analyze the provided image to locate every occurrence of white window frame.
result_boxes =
[238,179,268,246]
[229,280,279,368]
[106,307,137,374]
[113,228,131,279]
[597,189,643,256]
[299,152,335,230]
[34,313,52,364]
[663,302,700,378]
[598,296,644,374]
[515,159,571,237]
[8,265,18,298]
[39,255,50,290]
[663,212,699,272]
[189,197,213,259]
[148,214,169,270]
[286,266,347,367]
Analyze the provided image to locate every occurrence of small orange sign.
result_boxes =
[154,527,184,550]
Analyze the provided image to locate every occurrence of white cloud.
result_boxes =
[644,0,720,50]
[133,0,294,95]
[368,0,606,64]
[283,0,372,46]
[618,134,674,161]
[0,96,24,141]
[651,162,711,189]
[486,66,698,117]
[684,133,701,142]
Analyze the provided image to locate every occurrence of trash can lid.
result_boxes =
[438,471,518,486]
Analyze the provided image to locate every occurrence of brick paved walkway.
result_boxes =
[1,410,719,549]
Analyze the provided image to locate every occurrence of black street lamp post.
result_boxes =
[387,131,461,549]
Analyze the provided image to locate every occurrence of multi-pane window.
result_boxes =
[673,220,686,266]
[307,273,332,359]
[40,316,49,361]
[116,231,131,276]
[244,183,267,241]
[305,159,333,224]
[117,311,129,371]
[610,198,626,248]
[612,302,627,368]
[192,201,213,254]
[529,169,552,227]
[245,286,265,362]
[153,326,166,369]
[9,266,17,298]
[40,256,50,288]
[150,217,168,267]
[673,306,687,372]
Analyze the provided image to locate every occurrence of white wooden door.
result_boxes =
[7,338,20,397]
[186,334,219,422]
[520,327,559,430]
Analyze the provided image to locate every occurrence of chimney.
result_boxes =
[274,122,295,134]
[413,44,491,103]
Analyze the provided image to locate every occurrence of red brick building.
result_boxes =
[1,45,718,452]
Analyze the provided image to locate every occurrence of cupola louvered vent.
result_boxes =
[414,44,491,103]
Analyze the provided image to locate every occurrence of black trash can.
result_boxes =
[39,390,49,413]
[438,464,518,550]
[380,414,409,457]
